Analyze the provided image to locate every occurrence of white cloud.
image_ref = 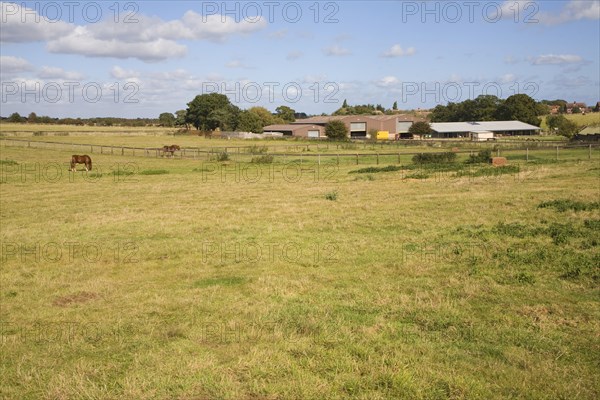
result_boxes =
[0,56,33,73]
[549,74,594,88]
[147,69,190,81]
[375,76,400,88]
[529,54,583,65]
[0,2,73,43]
[504,56,519,64]
[47,26,187,62]
[381,44,416,58]
[2,5,267,62]
[86,11,266,43]
[226,59,253,69]
[324,45,351,57]
[38,66,85,80]
[539,0,600,25]
[110,66,140,79]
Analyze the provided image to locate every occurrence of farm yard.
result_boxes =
[1,127,599,399]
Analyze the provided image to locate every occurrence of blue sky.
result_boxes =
[1,1,599,118]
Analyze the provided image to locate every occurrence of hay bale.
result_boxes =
[491,157,508,167]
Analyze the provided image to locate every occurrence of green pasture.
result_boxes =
[0,137,599,399]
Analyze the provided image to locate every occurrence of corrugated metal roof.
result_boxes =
[263,124,306,131]
[263,124,322,131]
[431,121,541,133]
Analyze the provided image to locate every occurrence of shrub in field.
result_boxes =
[466,149,492,164]
[247,145,268,154]
[349,165,402,174]
[412,152,456,165]
[216,152,229,162]
[251,155,274,164]
[325,190,338,201]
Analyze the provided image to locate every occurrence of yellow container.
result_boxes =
[376,130,389,140]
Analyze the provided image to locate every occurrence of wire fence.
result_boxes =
[1,137,598,166]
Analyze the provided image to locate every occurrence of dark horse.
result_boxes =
[162,145,181,157]
[70,155,92,171]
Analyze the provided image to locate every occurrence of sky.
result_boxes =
[1,0,599,118]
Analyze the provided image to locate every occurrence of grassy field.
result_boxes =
[540,113,600,131]
[1,136,599,399]
[0,122,176,135]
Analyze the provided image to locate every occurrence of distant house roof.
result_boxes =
[430,121,541,133]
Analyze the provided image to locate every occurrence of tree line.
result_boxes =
[4,112,160,127]
[158,93,297,133]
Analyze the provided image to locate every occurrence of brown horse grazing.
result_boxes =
[70,155,92,171]
[161,145,181,157]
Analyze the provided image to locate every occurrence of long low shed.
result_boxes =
[429,121,541,138]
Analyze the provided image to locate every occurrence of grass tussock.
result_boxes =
[538,199,600,212]
[139,169,169,175]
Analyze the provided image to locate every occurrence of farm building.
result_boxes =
[260,124,324,138]
[429,121,541,139]
[470,131,495,141]
[262,114,423,139]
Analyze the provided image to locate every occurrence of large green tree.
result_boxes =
[496,94,541,126]
[174,110,188,128]
[408,121,433,137]
[8,112,24,123]
[248,106,278,127]
[238,110,264,133]
[159,112,175,127]
[275,105,295,123]
[325,119,348,140]
[546,115,579,138]
[186,93,238,131]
